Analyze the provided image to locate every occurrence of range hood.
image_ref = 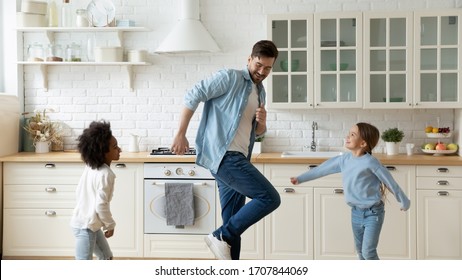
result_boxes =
[155,0,220,54]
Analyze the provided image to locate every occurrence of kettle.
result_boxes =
[128,134,141,152]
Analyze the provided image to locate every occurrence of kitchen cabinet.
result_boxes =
[416,165,462,259]
[414,10,462,108]
[314,12,363,108]
[17,27,150,92]
[267,14,314,109]
[263,164,316,259]
[314,165,416,259]
[3,161,143,259]
[363,12,414,108]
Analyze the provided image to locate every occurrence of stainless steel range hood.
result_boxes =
[155,0,220,54]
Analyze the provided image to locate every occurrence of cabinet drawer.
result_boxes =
[416,166,462,178]
[264,164,342,187]
[4,184,76,208]
[3,208,74,257]
[416,177,462,190]
[4,162,83,185]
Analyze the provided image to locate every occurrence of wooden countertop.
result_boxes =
[1,151,461,166]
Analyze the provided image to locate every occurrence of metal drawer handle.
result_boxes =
[437,180,449,186]
[45,210,56,216]
[152,182,207,187]
[284,188,295,193]
[308,165,318,169]
[333,189,344,194]
[437,191,449,196]
[115,163,126,168]
[386,166,396,171]
[437,168,449,173]
[45,187,57,192]
[44,163,55,168]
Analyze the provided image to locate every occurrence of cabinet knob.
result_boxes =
[437,168,449,173]
[284,188,295,193]
[386,166,396,171]
[44,163,55,168]
[45,187,56,192]
[45,210,56,216]
[333,189,344,194]
[115,163,126,168]
[437,191,449,196]
[437,180,449,186]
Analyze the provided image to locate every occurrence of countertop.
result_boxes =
[1,151,461,166]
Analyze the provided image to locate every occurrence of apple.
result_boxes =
[424,143,435,150]
[447,143,459,151]
[435,143,446,150]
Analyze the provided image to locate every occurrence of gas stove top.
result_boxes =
[149,147,196,156]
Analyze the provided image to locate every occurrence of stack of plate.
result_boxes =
[17,0,47,27]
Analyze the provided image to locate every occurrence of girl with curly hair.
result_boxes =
[70,120,121,260]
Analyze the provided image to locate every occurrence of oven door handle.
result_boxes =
[151,182,208,187]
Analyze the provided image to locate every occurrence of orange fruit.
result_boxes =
[432,127,439,133]
[425,126,433,133]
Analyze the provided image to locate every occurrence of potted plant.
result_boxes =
[381,127,404,155]
[23,108,63,153]
[253,136,264,154]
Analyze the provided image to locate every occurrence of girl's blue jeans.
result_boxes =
[72,228,113,260]
[212,151,281,260]
[351,201,385,260]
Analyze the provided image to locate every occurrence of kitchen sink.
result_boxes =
[281,151,343,158]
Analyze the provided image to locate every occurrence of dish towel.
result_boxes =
[165,183,195,226]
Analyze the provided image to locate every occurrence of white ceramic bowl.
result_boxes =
[94,47,123,62]
[16,12,46,27]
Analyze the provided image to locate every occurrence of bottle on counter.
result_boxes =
[61,0,72,27]
[47,0,58,27]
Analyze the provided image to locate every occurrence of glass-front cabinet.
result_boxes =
[414,10,462,108]
[364,12,414,108]
[314,12,363,108]
[267,14,314,109]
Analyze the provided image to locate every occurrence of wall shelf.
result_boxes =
[18,61,151,92]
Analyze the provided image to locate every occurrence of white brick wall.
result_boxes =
[19,0,461,154]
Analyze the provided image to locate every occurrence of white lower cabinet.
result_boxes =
[3,162,143,259]
[417,166,462,260]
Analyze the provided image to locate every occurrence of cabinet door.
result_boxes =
[314,12,363,108]
[264,186,313,259]
[364,12,414,108]
[314,187,356,259]
[267,14,314,109]
[107,162,144,258]
[417,190,462,259]
[414,10,462,108]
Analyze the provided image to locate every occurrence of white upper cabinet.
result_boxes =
[314,12,363,108]
[414,10,462,108]
[363,12,414,109]
[267,14,314,109]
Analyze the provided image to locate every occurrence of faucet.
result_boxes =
[310,121,318,152]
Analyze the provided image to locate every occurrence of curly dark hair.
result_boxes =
[77,120,113,169]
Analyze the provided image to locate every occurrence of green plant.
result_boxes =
[381,127,404,143]
[255,136,265,142]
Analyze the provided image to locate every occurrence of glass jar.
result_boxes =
[66,43,81,62]
[46,44,63,62]
[27,43,44,62]
[76,9,89,27]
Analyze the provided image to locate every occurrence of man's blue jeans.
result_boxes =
[351,201,385,260]
[72,228,113,260]
[212,151,281,260]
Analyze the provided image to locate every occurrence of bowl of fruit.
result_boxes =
[424,126,452,138]
[421,142,458,156]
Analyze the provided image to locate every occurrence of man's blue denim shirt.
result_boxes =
[184,67,267,173]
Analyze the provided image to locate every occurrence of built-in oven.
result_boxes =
[144,148,216,234]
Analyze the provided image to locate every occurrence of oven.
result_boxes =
[144,149,216,234]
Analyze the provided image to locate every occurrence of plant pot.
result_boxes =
[253,142,262,154]
[34,141,50,153]
[385,142,400,155]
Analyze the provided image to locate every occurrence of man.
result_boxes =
[171,40,281,260]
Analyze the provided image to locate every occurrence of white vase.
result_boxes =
[385,142,400,155]
[253,142,262,154]
[34,141,50,153]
